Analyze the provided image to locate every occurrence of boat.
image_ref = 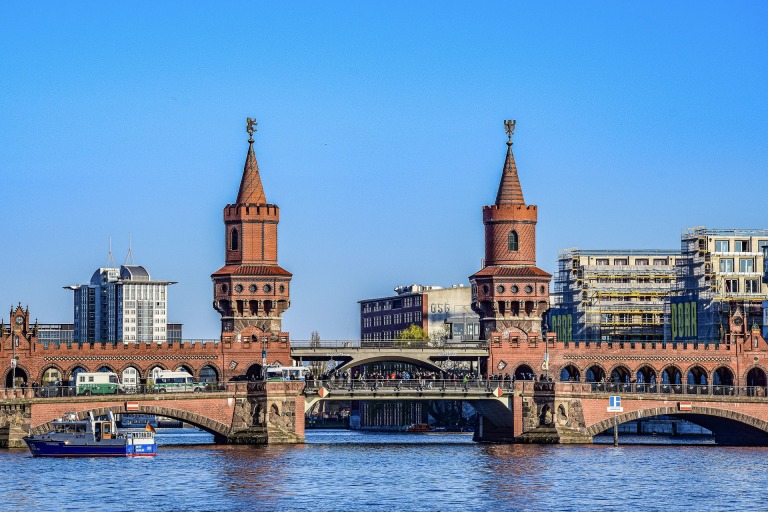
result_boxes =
[405,423,433,432]
[119,413,158,429]
[23,411,157,457]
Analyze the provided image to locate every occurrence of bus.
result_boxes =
[77,372,120,395]
[151,371,206,393]
[265,366,310,382]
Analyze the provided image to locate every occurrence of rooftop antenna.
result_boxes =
[106,236,116,268]
[124,233,135,265]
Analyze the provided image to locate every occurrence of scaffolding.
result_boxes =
[675,227,768,342]
[553,248,678,342]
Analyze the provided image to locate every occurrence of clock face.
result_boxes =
[15,316,23,325]
[734,316,743,326]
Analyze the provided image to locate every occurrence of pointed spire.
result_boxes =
[495,120,525,206]
[236,118,267,205]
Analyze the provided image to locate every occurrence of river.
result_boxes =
[1,429,764,511]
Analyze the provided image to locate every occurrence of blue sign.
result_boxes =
[609,396,621,408]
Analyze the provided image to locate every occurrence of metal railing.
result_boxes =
[304,378,513,393]
[585,382,768,397]
[290,339,488,349]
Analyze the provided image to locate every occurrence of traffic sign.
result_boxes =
[607,395,623,413]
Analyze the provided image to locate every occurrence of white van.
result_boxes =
[151,371,205,393]
[76,372,120,395]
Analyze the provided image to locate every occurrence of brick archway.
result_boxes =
[585,406,768,443]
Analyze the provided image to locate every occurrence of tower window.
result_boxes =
[508,230,519,252]
[231,228,239,251]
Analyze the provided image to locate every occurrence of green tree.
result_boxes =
[396,324,428,347]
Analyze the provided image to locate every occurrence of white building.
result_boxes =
[66,265,176,343]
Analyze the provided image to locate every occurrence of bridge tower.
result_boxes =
[211,119,293,344]
[470,121,552,343]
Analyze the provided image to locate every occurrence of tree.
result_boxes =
[396,324,428,347]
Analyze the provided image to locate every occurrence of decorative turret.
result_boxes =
[211,119,292,342]
[470,120,551,341]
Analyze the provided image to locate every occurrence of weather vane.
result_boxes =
[504,119,516,143]
[246,117,258,141]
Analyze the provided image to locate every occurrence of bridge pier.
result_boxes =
[0,404,31,448]
[227,381,305,444]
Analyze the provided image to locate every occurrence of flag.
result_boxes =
[145,423,156,433]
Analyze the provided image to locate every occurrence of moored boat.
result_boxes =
[23,411,157,457]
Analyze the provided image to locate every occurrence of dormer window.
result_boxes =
[231,228,239,251]
[508,230,519,252]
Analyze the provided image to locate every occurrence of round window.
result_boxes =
[496,285,505,293]
[525,285,533,293]
[235,284,243,293]
[511,285,519,293]
[263,284,272,293]
[249,284,257,293]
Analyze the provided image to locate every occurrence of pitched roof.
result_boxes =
[494,141,525,206]
[470,266,551,279]
[211,265,293,277]
[235,140,267,205]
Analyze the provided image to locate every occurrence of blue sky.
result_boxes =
[1,2,766,340]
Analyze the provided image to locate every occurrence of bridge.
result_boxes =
[303,378,768,445]
[0,382,305,448]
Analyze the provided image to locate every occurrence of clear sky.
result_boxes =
[1,2,766,340]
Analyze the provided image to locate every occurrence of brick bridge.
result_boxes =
[0,382,304,449]
[304,379,768,445]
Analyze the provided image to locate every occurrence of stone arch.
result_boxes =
[5,366,28,388]
[584,406,768,445]
[514,363,536,380]
[30,405,232,441]
[685,365,709,394]
[269,403,280,422]
[174,364,194,376]
[39,364,64,385]
[147,364,168,381]
[609,364,631,383]
[199,364,219,383]
[745,366,767,396]
[120,365,142,392]
[557,404,568,425]
[539,404,553,426]
[660,364,683,393]
[559,364,581,382]
[96,365,116,373]
[713,366,735,392]
[63,364,89,381]
[584,364,606,383]
[634,365,657,392]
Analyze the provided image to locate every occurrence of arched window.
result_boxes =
[508,230,519,252]
[231,228,239,251]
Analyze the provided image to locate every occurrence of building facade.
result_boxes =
[65,265,176,343]
[359,284,480,342]
[469,121,551,344]
[674,227,768,343]
[551,249,679,342]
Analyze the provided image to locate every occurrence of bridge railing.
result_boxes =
[0,382,249,399]
[290,339,488,349]
[304,378,508,393]
[583,382,768,397]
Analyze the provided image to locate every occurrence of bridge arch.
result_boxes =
[635,365,657,383]
[660,364,683,384]
[585,406,768,446]
[337,355,443,373]
[63,364,87,381]
[32,405,232,442]
[713,366,735,386]
[39,364,65,385]
[608,364,631,383]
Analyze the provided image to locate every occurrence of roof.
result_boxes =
[235,140,267,205]
[120,265,150,281]
[211,265,293,277]
[470,266,552,279]
[494,141,525,206]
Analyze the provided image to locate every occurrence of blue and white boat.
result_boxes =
[23,411,157,457]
